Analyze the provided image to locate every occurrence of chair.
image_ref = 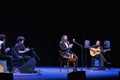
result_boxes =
[0,60,7,73]
[91,57,100,70]
[59,50,77,72]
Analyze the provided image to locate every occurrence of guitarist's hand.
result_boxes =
[103,49,111,53]
[103,50,107,53]
[93,50,96,54]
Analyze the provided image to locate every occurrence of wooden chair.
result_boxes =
[59,50,77,72]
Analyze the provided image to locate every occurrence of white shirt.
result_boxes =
[64,42,69,48]
[0,41,4,49]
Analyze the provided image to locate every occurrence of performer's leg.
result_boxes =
[17,56,24,66]
[98,54,106,68]
[5,56,13,72]
[23,55,32,63]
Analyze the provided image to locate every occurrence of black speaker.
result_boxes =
[19,58,36,73]
[0,73,13,80]
[67,71,86,80]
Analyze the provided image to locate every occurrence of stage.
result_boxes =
[6,66,120,80]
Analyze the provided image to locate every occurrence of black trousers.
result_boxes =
[18,54,32,66]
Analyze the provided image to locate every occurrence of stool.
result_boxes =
[91,58,100,70]
[59,58,77,72]
[0,60,7,72]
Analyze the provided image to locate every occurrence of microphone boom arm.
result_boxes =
[73,41,83,47]
[31,49,40,61]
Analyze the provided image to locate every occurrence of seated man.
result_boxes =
[89,40,111,69]
[0,34,13,72]
[59,35,78,59]
[13,36,32,67]
[59,35,78,71]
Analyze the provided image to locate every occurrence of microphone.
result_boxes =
[72,38,76,43]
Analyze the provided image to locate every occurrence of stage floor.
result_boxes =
[10,66,120,80]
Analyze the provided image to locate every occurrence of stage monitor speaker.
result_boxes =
[85,40,90,48]
[67,71,86,80]
[0,60,7,73]
[104,40,110,48]
[0,73,13,80]
[19,58,36,73]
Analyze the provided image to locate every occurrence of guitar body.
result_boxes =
[90,47,111,57]
[90,47,101,56]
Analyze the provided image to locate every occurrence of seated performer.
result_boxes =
[13,36,32,66]
[59,35,78,71]
[89,40,111,69]
[0,34,13,72]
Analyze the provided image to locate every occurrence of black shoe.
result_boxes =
[9,70,13,73]
[63,65,67,68]
[32,70,38,73]
[106,62,111,65]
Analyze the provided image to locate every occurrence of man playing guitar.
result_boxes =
[89,40,110,68]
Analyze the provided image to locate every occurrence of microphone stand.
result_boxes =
[31,49,40,61]
[73,40,84,67]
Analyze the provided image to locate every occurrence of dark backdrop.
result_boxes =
[0,23,119,68]
[0,9,119,67]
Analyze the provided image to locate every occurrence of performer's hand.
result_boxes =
[25,48,30,52]
[5,47,10,52]
[69,44,73,48]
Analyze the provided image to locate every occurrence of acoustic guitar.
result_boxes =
[90,47,111,57]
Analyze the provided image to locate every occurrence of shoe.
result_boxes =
[105,68,109,70]
[32,70,38,73]
[106,62,111,65]
[9,70,14,73]
[64,65,67,68]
